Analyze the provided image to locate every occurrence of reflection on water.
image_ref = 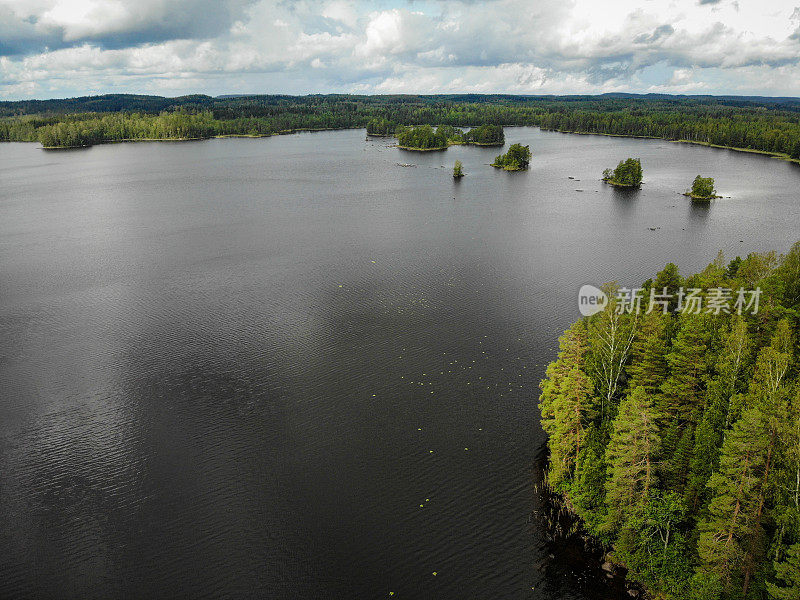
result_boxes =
[1,129,798,598]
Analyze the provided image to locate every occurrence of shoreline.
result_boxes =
[40,127,354,149]
[532,447,649,599]
[26,126,800,165]
[602,178,641,188]
[491,164,527,171]
[396,144,448,151]
[683,192,722,200]
[544,128,800,165]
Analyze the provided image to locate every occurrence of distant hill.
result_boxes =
[2,92,800,117]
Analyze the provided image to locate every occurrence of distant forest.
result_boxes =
[1,93,799,157]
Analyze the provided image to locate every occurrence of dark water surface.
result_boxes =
[1,128,798,599]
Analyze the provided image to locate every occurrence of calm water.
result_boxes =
[1,128,798,599]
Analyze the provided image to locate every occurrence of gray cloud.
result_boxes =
[0,0,256,56]
[634,24,675,44]
[1,0,800,99]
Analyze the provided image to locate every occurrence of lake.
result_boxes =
[1,127,798,599]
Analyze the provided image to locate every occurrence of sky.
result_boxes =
[1,0,800,100]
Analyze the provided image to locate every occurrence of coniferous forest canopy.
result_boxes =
[539,242,800,600]
[0,93,799,159]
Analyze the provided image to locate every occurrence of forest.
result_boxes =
[539,242,800,600]
[0,94,799,156]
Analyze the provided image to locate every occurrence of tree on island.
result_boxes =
[366,118,396,136]
[492,143,531,171]
[686,175,717,199]
[602,158,643,187]
[396,125,449,150]
[453,160,464,178]
[463,124,504,145]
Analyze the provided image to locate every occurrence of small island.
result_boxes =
[453,160,465,178]
[683,175,721,200]
[366,118,397,136]
[602,158,643,187]
[491,143,531,171]
[395,124,505,151]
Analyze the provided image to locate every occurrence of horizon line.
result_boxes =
[4,91,800,104]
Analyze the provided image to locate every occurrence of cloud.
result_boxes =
[0,0,256,55]
[1,0,800,99]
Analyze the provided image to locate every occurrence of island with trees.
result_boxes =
[491,143,531,171]
[453,160,465,178]
[684,175,721,201]
[602,158,643,187]
[395,123,505,151]
[460,124,505,146]
[396,125,449,150]
[366,118,397,136]
[539,241,800,600]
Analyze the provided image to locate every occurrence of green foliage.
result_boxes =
[539,242,800,600]
[492,143,531,170]
[462,124,504,145]
[36,110,219,147]
[366,118,396,135]
[695,406,774,597]
[395,123,503,150]
[604,387,661,529]
[603,157,643,186]
[396,124,449,149]
[691,175,717,198]
[768,544,800,599]
[614,492,692,596]
[453,160,464,177]
[3,94,800,157]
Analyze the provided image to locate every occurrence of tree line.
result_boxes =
[539,242,800,599]
[0,94,798,155]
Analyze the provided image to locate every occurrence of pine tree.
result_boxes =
[604,386,661,528]
[694,407,772,597]
[547,367,594,490]
[660,315,711,425]
[627,311,669,396]
[539,321,589,438]
[768,543,800,599]
[685,411,721,510]
[572,425,609,536]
